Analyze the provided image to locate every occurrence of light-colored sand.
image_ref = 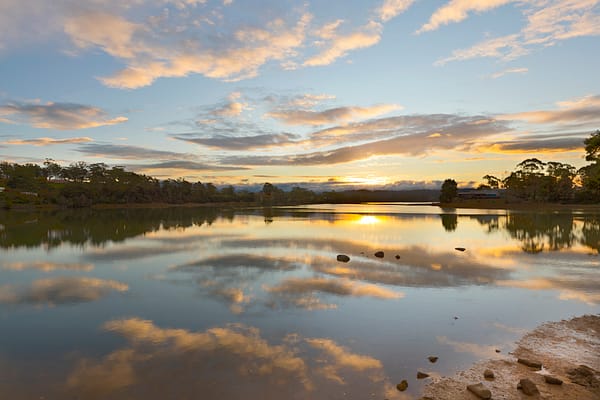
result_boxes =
[422,315,600,400]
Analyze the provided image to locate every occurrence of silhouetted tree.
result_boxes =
[439,179,457,203]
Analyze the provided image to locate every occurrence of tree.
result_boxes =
[482,175,501,189]
[439,179,457,203]
[584,129,600,162]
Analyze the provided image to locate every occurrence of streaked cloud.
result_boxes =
[501,94,600,125]
[490,67,528,79]
[0,102,127,130]
[76,143,196,161]
[477,137,585,154]
[376,0,415,22]
[265,277,402,299]
[174,132,301,150]
[133,160,246,171]
[2,137,93,146]
[0,277,128,305]
[418,0,515,34]
[304,21,382,66]
[266,104,402,126]
[437,1,600,64]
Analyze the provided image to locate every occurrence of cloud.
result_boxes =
[490,67,528,79]
[266,104,402,126]
[76,143,197,161]
[500,94,600,125]
[222,114,509,166]
[477,137,585,153]
[304,20,382,66]
[0,277,128,305]
[376,0,415,22]
[417,0,515,34]
[265,277,402,299]
[0,102,127,130]
[2,261,94,272]
[436,1,600,64]
[132,160,246,171]
[2,137,93,146]
[69,10,313,88]
[174,132,301,150]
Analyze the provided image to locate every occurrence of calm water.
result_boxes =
[0,204,599,399]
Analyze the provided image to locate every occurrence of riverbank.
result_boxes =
[437,199,600,211]
[422,315,600,399]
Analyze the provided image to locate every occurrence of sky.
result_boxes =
[1,0,599,190]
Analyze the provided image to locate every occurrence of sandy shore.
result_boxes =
[422,315,600,399]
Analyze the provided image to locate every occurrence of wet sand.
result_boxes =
[422,315,600,399]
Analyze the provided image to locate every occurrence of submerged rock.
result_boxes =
[518,378,539,396]
[396,380,408,391]
[466,383,492,399]
[518,358,542,370]
[417,371,430,379]
[544,375,563,385]
[483,369,494,379]
[336,254,350,263]
[374,251,384,258]
[428,356,439,363]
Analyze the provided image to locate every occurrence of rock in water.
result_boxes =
[466,383,491,399]
[483,369,494,379]
[517,358,542,370]
[455,247,466,252]
[396,380,408,391]
[428,356,438,363]
[395,254,401,259]
[336,254,350,263]
[544,375,563,385]
[417,371,430,379]
[518,378,539,396]
[374,251,384,258]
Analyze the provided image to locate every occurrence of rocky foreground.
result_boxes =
[421,315,600,400]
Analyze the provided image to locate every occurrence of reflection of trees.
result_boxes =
[440,214,457,232]
[581,215,600,254]
[0,208,225,249]
[470,215,500,233]
[504,214,575,253]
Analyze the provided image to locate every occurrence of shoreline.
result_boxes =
[422,314,600,399]
[436,199,600,211]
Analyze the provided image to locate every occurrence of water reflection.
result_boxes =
[62,318,408,400]
[0,277,127,305]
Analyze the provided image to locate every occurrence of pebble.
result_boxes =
[417,371,430,379]
[396,380,408,392]
[518,378,539,396]
[374,251,384,258]
[336,254,350,263]
[395,254,401,259]
[483,369,494,379]
[455,247,466,252]
[517,358,542,370]
[466,383,492,399]
[428,356,439,363]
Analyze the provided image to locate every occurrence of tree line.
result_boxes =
[440,130,600,203]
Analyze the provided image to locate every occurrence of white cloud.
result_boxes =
[418,0,515,34]
[490,67,528,79]
[376,0,415,22]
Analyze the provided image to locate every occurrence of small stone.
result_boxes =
[518,378,539,396]
[495,349,501,353]
[483,369,494,379]
[544,375,563,385]
[466,383,491,399]
[395,254,401,259]
[417,371,430,379]
[453,316,459,320]
[374,251,384,258]
[518,358,542,370]
[428,356,438,363]
[455,247,466,252]
[396,380,408,392]
[336,254,350,263]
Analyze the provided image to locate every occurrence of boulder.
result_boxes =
[374,251,384,258]
[396,380,408,391]
[544,375,563,385]
[466,383,492,399]
[395,254,401,259]
[483,369,494,379]
[428,356,438,363]
[417,371,430,379]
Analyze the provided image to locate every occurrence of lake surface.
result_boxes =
[1,204,599,399]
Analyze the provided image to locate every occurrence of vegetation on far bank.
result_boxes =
[440,130,600,205]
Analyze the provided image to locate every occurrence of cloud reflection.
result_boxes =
[2,261,94,272]
[0,277,128,306]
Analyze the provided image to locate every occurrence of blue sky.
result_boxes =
[1,0,599,189]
